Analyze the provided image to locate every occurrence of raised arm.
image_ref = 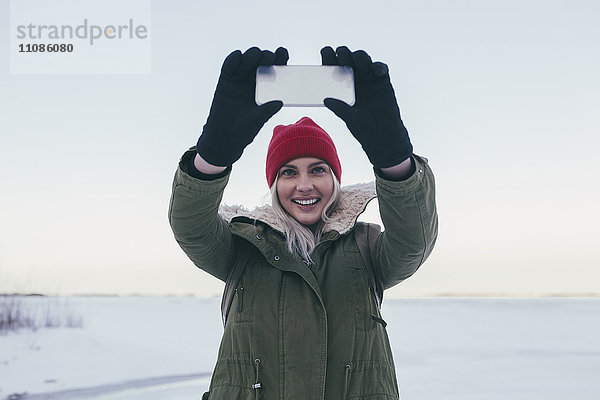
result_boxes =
[321,46,438,288]
[169,149,235,281]
[375,155,438,289]
[169,47,288,281]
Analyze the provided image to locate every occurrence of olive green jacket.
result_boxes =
[169,150,438,400]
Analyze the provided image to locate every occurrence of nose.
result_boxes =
[296,174,313,192]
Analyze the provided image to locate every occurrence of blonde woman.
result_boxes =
[169,46,438,400]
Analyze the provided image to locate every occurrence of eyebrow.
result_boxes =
[281,161,327,170]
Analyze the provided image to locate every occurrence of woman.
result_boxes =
[169,46,438,400]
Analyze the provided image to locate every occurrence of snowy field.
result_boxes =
[1,296,599,400]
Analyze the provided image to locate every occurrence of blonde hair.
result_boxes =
[271,172,341,264]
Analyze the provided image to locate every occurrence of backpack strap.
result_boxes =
[221,237,253,326]
[354,222,384,309]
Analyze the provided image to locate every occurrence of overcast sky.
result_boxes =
[1,0,599,297]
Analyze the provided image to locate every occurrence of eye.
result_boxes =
[280,168,296,177]
[311,166,327,174]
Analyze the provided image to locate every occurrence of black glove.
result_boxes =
[321,46,412,168]
[196,47,288,167]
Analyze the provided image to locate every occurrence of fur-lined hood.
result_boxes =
[219,181,376,236]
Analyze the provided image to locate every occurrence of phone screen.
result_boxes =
[255,65,355,107]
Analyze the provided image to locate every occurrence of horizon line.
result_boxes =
[2,292,600,298]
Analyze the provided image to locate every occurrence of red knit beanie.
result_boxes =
[266,117,342,188]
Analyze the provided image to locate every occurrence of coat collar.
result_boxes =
[219,181,376,236]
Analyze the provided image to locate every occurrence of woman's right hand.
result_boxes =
[196,47,289,167]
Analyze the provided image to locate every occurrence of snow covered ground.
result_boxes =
[1,296,599,399]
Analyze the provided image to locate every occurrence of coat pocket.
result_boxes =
[232,261,263,325]
[344,242,384,332]
[209,356,262,400]
[345,264,381,331]
[342,360,399,399]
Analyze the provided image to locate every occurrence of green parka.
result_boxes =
[169,149,438,400]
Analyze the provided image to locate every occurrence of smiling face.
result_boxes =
[275,157,335,227]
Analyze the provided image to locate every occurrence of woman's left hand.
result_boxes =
[321,46,413,168]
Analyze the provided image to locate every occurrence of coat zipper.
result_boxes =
[343,363,352,400]
[252,358,262,400]
[236,286,244,312]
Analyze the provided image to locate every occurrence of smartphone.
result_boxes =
[255,65,355,107]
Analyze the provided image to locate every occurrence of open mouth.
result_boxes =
[292,198,320,206]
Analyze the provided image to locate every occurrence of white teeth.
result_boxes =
[294,198,319,206]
